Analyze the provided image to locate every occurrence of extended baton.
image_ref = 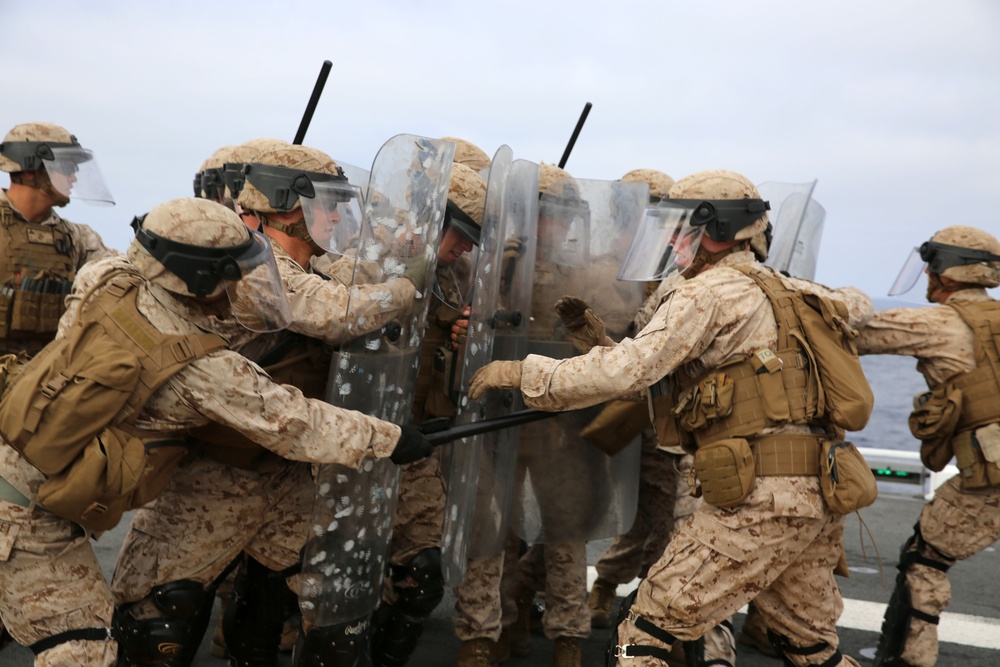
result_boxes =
[292,60,333,145]
[557,102,592,169]
[418,408,557,447]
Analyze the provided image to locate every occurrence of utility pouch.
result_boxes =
[819,439,878,515]
[649,390,692,454]
[908,385,963,472]
[37,290,65,334]
[9,284,40,333]
[0,287,13,338]
[692,438,756,509]
[676,372,735,432]
[130,437,197,508]
[749,348,791,421]
[952,428,1000,491]
[580,399,650,456]
[36,427,148,533]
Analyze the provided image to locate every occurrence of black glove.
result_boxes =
[390,424,434,465]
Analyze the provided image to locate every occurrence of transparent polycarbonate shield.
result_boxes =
[438,148,523,585]
[225,231,293,332]
[44,145,115,205]
[465,158,539,561]
[888,247,926,297]
[758,180,826,280]
[514,178,646,543]
[299,135,455,627]
[301,176,365,258]
[617,202,702,282]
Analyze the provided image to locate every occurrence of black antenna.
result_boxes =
[292,60,333,145]
[557,102,592,169]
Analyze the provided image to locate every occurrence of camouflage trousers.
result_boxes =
[595,433,680,583]
[452,533,523,641]
[382,451,446,606]
[0,497,117,666]
[614,477,859,667]
[897,476,1000,667]
[515,541,591,639]
[112,455,312,603]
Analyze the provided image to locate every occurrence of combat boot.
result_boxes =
[587,578,617,629]
[552,636,581,667]
[456,637,498,667]
[738,603,778,658]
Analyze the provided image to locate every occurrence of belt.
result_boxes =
[0,474,30,507]
[752,434,823,476]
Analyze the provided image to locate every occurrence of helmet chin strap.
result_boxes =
[260,213,324,256]
[38,168,70,208]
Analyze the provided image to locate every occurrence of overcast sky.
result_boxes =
[2,0,998,300]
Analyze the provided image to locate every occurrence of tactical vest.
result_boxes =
[0,270,226,530]
[944,299,1000,488]
[0,199,77,354]
[649,267,842,476]
[194,333,333,471]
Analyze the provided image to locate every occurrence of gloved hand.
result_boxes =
[403,256,434,294]
[390,424,435,465]
[468,360,522,400]
[450,306,471,350]
[500,236,527,293]
[554,295,608,353]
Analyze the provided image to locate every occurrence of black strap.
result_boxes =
[30,627,112,655]
[614,643,674,661]
[911,608,941,625]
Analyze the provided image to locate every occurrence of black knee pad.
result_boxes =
[766,629,842,667]
[873,524,951,667]
[114,581,211,666]
[224,555,296,667]
[294,616,372,667]
[370,548,444,667]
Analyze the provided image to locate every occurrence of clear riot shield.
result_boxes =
[298,135,454,629]
[758,180,827,280]
[438,152,538,585]
[514,178,647,544]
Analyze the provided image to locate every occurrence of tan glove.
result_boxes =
[468,360,522,400]
[555,295,609,353]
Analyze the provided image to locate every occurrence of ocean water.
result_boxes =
[847,353,927,452]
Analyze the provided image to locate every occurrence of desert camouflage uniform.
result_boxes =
[0,189,115,355]
[856,289,1000,667]
[112,241,417,597]
[517,251,870,667]
[0,255,400,667]
[595,276,686,585]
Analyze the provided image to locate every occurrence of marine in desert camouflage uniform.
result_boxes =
[0,122,116,357]
[108,142,423,667]
[0,198,432,667]
[861,226,1000,667]
[471,169,871,667]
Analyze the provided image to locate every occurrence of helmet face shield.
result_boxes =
[132,216,291,331]
[888,247,926,297]
[618,202,702,281]
[1,142,115,205]
[301,177,364,256]
[224,232,293,332]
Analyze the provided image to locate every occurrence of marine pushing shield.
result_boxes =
[297,136,454,652]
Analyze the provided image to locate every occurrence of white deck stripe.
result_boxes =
[586,567,1000,651]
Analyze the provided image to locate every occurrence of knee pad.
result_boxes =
[873,524,951,667]
[766,629,842,667]
[388,548,445,617]
[294,616,372,667]
[224,555,296,667]
[114,580,211,666]
[371,549,444,666]
[606,588,677,666]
